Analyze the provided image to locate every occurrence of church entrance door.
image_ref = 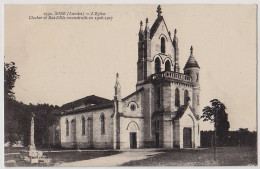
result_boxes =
[130,132,137,149]
[183,128,192,148]
[155,132,159,148]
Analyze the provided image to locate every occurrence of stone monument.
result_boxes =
[19,113,48,164]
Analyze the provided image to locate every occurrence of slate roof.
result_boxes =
[62,95,112,109]
[61,102,114,116]
[184,54,200,69]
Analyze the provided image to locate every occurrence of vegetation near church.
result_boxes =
[4,61,19,100]
[201,99,230,146]
[4,61,59,147]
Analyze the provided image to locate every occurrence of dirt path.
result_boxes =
[54,150,161,167]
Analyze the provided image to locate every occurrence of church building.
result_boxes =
[57,5,201,149]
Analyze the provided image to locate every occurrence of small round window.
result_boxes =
[130,104,136,111]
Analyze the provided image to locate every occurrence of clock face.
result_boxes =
[130,104,136,111]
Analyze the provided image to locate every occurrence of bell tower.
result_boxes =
[184,46,200,116]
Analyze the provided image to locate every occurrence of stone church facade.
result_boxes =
[57,5,201,149]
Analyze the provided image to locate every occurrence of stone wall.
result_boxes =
[60,107,114,149]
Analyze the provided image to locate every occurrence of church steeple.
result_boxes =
[173,29,180,72]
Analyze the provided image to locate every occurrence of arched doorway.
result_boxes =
[127,121,139,149]
[183,128,192,148]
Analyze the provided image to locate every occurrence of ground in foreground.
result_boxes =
[5,147,257,166]
[121,147,257,166]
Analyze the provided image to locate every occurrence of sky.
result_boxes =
[4,4,257,131]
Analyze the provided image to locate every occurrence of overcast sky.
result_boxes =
[4,4,257,131]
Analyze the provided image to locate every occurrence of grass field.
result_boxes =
[122,147,257,166]
[5,147,257,166]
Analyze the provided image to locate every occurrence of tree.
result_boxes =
[4,62,19,100]
[4,62,21,146]
[201,99,230,159]
[4,61,60,147]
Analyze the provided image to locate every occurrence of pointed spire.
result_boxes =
[144,18,150,39]
[139,20,144,41]
[114,73,120,88]
[145,18,149,27]
[184,46,200,69]
[173,29,179,49]
[140,20,143,29]
[114,73,121,100]
[157,5,162,17]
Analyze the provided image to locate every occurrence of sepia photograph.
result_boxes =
[3,3,257,167]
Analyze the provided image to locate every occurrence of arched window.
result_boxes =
[161,37,166,53]
[184,90,189,105]
[100,114,105,134]
[155,58,161,73]
[175,88,180,107]
[165,60,171,71]
[82,116,86,135]
[65,119,69,136]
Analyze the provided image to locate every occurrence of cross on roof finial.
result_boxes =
[157,5,162,17]
[190,46,193,54]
